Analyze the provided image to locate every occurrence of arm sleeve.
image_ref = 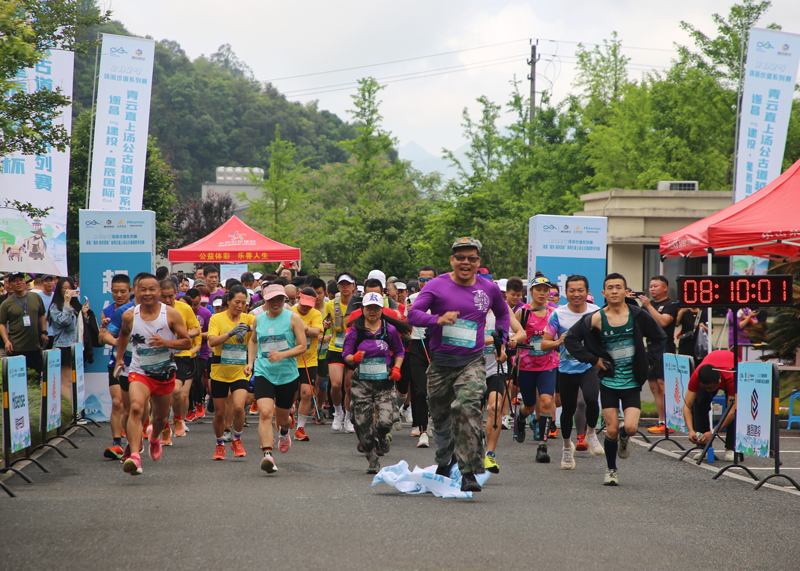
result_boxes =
[491,287,510,337]
[407,288,439,328]
[545,312,560,337]
[563,317,599,367]
[388,326,405,360]
[342,327,358,360]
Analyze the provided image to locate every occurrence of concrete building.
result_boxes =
[201,167,265,219]
[575,188,734,298]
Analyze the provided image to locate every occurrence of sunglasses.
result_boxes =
[418,277,433,283]
[548,292,560,297]
[452,254,480,263]
[530,277,551,286]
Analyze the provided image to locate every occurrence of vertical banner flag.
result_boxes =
[88,34,155,211]
[734,28,800,203]
[0,49,74,276]
[4,356,32,453]
[527,215,607,304]
[73,343,86,415]
[42,350,62,434]
[735,361,773,458]
[663,353,691,434]
[79,210,155,420]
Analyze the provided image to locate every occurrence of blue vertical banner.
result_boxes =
[734,28,800,202]
[735,361,773,458]
[73,343,85,415]
[527,215,607,304]
[79,210,155,420]
[88,34,155,211]
[4,356,32,453]
[663,353,691,434]
[42,350,62,434]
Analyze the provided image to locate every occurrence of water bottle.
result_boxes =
[707,446,715,464]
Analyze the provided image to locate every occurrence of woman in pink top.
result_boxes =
[513,276,560,464]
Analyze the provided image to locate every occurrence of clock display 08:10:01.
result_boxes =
[676,275,793,308]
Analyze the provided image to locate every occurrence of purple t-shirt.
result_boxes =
[407,273,510,359]
[194,305,213,360]
[342,323,405,367]
[208,289,225,304]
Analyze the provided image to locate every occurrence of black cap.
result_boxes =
[697,364,721,386]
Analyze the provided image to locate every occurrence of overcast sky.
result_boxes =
[108,0,800,157]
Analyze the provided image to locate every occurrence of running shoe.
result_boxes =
[561,440,576,470]
[367,458,380,474]
[549,425,559,439]
[121,428,126,438]
[393,417,402,432]
[501,415,512,430]
[122,454,143,475]
[104,445,124,460]
[411,427,421,437]
[121,444,132,462]
[586,433,604,456]
[575,433,589,452]
[417,433,429,448]
[231,439,246,457]
[289,408,296,429]
[174,419,186,437]
[195,403,206,418]
[435,456,456,478]
[279,432,291,453]
[344,419,355,433]
[222,429,233,442]
[142,417,150,439]
[403,406,413,424]
[535,443,550,464]
[331,412,344,431]
[313,408,326,425]
[161,427,173,446]
[261,452,278,474]
[513,411,526,443]
[149,435,163,461]
[294,427,310,441]
[603,469,619,486]
[484,453,499,474]
[212,443,226,459]
[647,422,674,434]
[249,401,259,415]
[186,410,197,423]
[460,473,481,492]
[618,433,630,458]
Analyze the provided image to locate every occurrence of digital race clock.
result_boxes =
[677,275,793,308]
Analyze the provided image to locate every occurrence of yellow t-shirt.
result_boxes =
[324,297,350,353]
[173,301,201,358]
[292,306,322,367]
[208,311,255,382]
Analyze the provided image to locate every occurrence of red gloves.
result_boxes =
[390,366,402,381]
[353,350,365,363]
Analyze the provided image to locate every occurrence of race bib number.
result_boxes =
[334,330,345,349]
[483,330,495,354]
[527,336,548,357]
[360,357,388,380]
[221,343,247,365]
[260,334,289,355]
[320,344,328,358]
[606,341,635,365]
[137,346,171,372]
[442,319,477,349]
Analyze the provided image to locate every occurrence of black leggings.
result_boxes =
[405,341,429,431]
[559,369,600,440]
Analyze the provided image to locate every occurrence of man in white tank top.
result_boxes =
[115,275,191,476]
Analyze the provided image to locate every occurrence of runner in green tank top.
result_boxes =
[599,309,637,391]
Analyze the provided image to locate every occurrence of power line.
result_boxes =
[265,38,530,82]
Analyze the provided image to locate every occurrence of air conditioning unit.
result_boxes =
[657,181,698,191]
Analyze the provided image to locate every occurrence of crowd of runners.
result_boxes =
[91,236,678,491]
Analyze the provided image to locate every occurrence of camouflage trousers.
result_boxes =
[426,355,487,475]
[351,372,394,464]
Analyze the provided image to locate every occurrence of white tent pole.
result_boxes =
[707,251,714,351]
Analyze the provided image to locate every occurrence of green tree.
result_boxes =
[66,111,177,273]
[572,31,630,126]
[0,0,108,157]
[443,96,503,191]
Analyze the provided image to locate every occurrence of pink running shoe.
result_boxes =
[123,454,142,475]
[149,435,162,461]
[278,432,291,453]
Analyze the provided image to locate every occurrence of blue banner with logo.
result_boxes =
[527,215,607,304]
[663,353,691,434]
[735,361,772,458]
[79,210,155,420]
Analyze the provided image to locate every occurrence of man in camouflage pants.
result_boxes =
[407,238,510,493]
[351,371,394,471]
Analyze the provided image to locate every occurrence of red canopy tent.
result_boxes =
[168,216,300,265]
[660,157,800,260]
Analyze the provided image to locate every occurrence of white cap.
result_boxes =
[395,282,407,290]
[337,274,355,284]
[212,298,223,307]
[362,292,383,307]
[367,269,386,288]
[356,285,364,294]
[253,272,263,280]
[497,278,508,292]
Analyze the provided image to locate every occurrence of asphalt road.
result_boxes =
[1,412,799,571]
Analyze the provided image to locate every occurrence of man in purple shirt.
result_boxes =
[183,288,213,420]
[407,237,510,492]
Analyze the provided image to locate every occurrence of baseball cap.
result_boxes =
[41,274,55,281]
[395,282,407,291]
[362,292,383,307]
[367,269,386,288]
[497,278,508,292]
[253,272,263,280]
[212,298,223,307]
[451,237,482,253]
[262,284,287,301]
[337,274,355,284]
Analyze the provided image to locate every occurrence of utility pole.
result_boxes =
[527,42,538,147]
